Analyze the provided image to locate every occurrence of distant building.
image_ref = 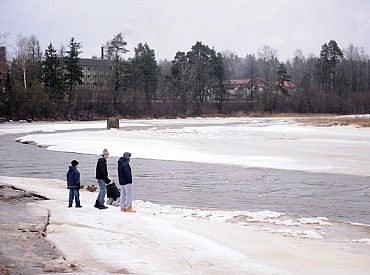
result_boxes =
[78,58,112,88]
[224,79,267,100]
[275,80,297,91]
[0,46,7,92]
[78,47,113,89]
[224,78,297,100]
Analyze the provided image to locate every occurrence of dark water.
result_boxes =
[0,133,369,224]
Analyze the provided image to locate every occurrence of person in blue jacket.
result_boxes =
[67,160,82,208]
[118,152,135,212]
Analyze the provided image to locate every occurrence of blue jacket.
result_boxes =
[67,166,80,189]
[118,157,132,185]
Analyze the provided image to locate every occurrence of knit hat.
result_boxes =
[123,152,131,159]
[71,160,79,167]
[102,149,109,156]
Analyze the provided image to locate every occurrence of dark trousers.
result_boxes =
[69,189,80,206]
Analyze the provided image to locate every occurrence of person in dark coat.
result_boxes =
[118,152,135,212]
[95,149,110,210]
[66,160,82,208]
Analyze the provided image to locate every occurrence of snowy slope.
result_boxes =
[1,176,369,274]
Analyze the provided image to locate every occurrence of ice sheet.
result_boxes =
[15,117,370,176]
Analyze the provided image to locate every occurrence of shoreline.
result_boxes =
[0,184,76,274]
[1,176,369,274]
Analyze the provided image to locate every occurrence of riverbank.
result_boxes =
[1,176,369,274]
[0,184,76,274]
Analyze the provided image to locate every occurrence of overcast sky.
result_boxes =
[1,0,370,60]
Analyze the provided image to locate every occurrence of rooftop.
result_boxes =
[78,58,112,67]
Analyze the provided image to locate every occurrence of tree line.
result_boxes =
[0,33,369,120]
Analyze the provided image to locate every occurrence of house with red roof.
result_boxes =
[224,78,297,101]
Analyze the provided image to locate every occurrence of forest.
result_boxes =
[0,32,369,120]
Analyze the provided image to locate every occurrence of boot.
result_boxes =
[98,204,108,210]
[121,208,126,212]
[68,205,72,208]
[75,205,82,208]
[94,200,100,209]
[125,207,136,213]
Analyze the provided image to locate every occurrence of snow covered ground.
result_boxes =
[13,117,370,176]
[1,176,369,275]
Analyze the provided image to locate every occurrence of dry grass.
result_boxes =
[248,112,337,118]
[296,116,370,127]
[197,112,338,118]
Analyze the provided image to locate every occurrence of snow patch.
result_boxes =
[352,239,370,245]
[298,217,332,226]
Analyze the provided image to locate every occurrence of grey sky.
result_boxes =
[1,0,370,60]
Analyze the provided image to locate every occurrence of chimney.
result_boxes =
[101,46,104,59]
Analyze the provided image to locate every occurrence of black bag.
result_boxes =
[106,181,120,200]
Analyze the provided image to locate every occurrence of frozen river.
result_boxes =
[1,117,370,226]
[2,117,370,274]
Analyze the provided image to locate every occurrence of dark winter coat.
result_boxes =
[118,157,132,185]
[96,156,110,183]
[106,182,120,200]
[67,166,80,189]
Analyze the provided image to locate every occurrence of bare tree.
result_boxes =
[28,35,42,63]
[0,33,9,46]
[258,45,278,85]
[15,34,30,93]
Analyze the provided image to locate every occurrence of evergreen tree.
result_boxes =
[212,52,225,113]
[171,42,225,114]
[42,43,65,100]
[171,51,195,114]
[188,42,215,103]
[132,43,158,108]
[64,37,83,104]
[107,33,129,92]
[274,62,291,111]
[319,43,330,108]
[108,33,129,61]
[320,40,343,110]
[327,40,343,89]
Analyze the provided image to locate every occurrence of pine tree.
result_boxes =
[132,43,158,109]
[171,51,195,114]
[320,40,343,110]
[319,43,330,109]
[42,43,65,100]
[107,33,129,108]
[211,52,225,113]
[327,40,343,89]
[188,42,214,103]
[64,37,83,105]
